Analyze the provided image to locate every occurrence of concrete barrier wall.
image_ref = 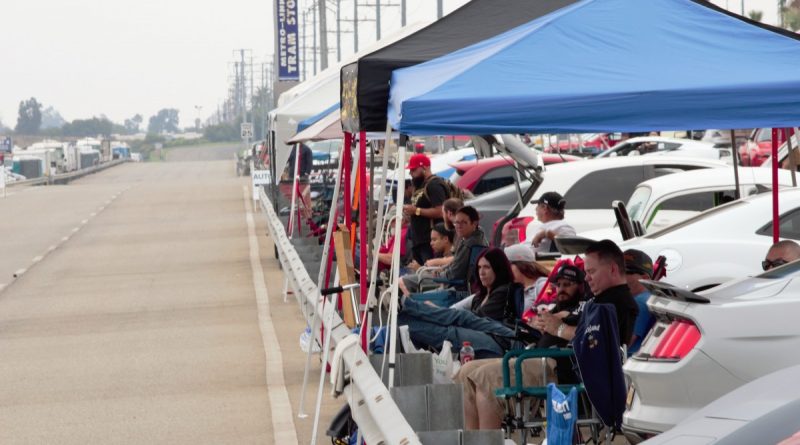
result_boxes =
[7,159,127,188]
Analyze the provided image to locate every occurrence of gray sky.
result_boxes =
[0,0,780,130]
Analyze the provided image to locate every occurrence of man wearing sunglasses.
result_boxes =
[762,240,800,271]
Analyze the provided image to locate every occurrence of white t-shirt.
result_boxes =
[534,219,576,253]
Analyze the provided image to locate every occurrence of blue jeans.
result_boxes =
[398,298,517,359]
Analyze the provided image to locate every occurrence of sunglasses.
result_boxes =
[762,258,789,271]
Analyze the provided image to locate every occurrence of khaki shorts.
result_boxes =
[455,356,556,419]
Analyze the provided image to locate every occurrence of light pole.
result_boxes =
[194,105,203,130]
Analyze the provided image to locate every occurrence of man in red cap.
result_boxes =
[403,153,449,265]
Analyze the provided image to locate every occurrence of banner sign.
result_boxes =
[277,0,299,81]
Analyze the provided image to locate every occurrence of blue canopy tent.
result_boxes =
[388,0,800,135]
[388,0,800,243]
[296,102,339,134]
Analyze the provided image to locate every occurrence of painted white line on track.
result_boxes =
[62,236,69,242]
[242,186,298,444]
[0,284,5,292]
[90,212,96,217]
[32,256,43,263]
[13,269,26,278]
[72,228,80,233]
[48,245,57,252]
[81,219,88,225]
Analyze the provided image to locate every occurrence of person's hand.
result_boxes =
[538,309,565,336]
[403,204,416,216]
[531,231,545,247]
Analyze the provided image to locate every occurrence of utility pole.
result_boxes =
[318,0,329,70]
[354,0,358,52]
[376,0,381,40]
[312,3,318,75]
[336,0,342,61]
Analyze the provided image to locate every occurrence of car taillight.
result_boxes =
[647,319,700,361]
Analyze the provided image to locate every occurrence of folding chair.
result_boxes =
[495,302,627,445]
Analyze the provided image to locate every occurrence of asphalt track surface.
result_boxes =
[0,143,337,444]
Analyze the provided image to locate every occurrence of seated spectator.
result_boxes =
[763,240,800,271]
[418,223,456,269]
[377,216,409,272]
[530,192,576,254]
[504,244,551,313]
[457,240,638,430]
[397,248,521,358]
[442,197,464,231]
[624,249,655,355]
[400,206,487,295]
[457,263,588,430]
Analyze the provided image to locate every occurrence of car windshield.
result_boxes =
[644,200,747,238]
[626,186,652,223]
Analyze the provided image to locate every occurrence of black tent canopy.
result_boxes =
[340,0,578,133]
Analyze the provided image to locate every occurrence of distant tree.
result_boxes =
[783,0,800,30]
[15,97,42,134]
[147,108,180,134]
[203,122,239,142]
[41,106,66,129]
[124,114,143,134]
[61,117,114,137]
[748,10,763,22]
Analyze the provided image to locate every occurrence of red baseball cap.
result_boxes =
[406,153,431,170]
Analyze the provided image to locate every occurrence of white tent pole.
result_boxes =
[387,136,406,389]
[297,145,345,418]
[361,138,394,352]
[284,144,302,302]
[309,268,340,445]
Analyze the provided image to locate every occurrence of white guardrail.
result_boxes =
[258,187,421,445]
[7,159,127,187]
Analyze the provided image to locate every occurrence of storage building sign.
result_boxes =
[277,0,299,81]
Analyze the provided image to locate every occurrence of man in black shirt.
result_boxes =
[403,153,449,265]
[537,239,638,348]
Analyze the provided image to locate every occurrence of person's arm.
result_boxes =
[538,310,576,341]
[377,252,394,266]
[425,256,453,267]
[443,244,470,281]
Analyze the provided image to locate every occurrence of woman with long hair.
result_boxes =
[397,248,521,359]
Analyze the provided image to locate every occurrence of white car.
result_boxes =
[639,363,800,444]
[510,157,729,242]
[615,188,800,292]
[623,260,800,442]
[580,167,794,242]
[594,136,733,163]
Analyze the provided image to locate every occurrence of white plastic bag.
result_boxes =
[432,340,457,384]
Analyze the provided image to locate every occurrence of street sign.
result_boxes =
[241,123,254,139]
[252,169,271,201]
[1,137,11,153]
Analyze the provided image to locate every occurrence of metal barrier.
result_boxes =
[258,187,421,445]
[7,159,127,188]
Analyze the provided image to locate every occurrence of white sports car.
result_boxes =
[623,257,800,442]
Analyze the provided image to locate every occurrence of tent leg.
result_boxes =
[772,128,780,243]
[786,128,798,187]
[387,133,407,389]
[358,131,369,352]
[730,129,741,200]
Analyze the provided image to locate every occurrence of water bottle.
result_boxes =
[460,341,475,365]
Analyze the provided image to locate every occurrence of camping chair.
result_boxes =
[495,302,627,445]
[411,245,487,307]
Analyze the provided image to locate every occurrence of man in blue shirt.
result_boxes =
[624,249,655,355]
